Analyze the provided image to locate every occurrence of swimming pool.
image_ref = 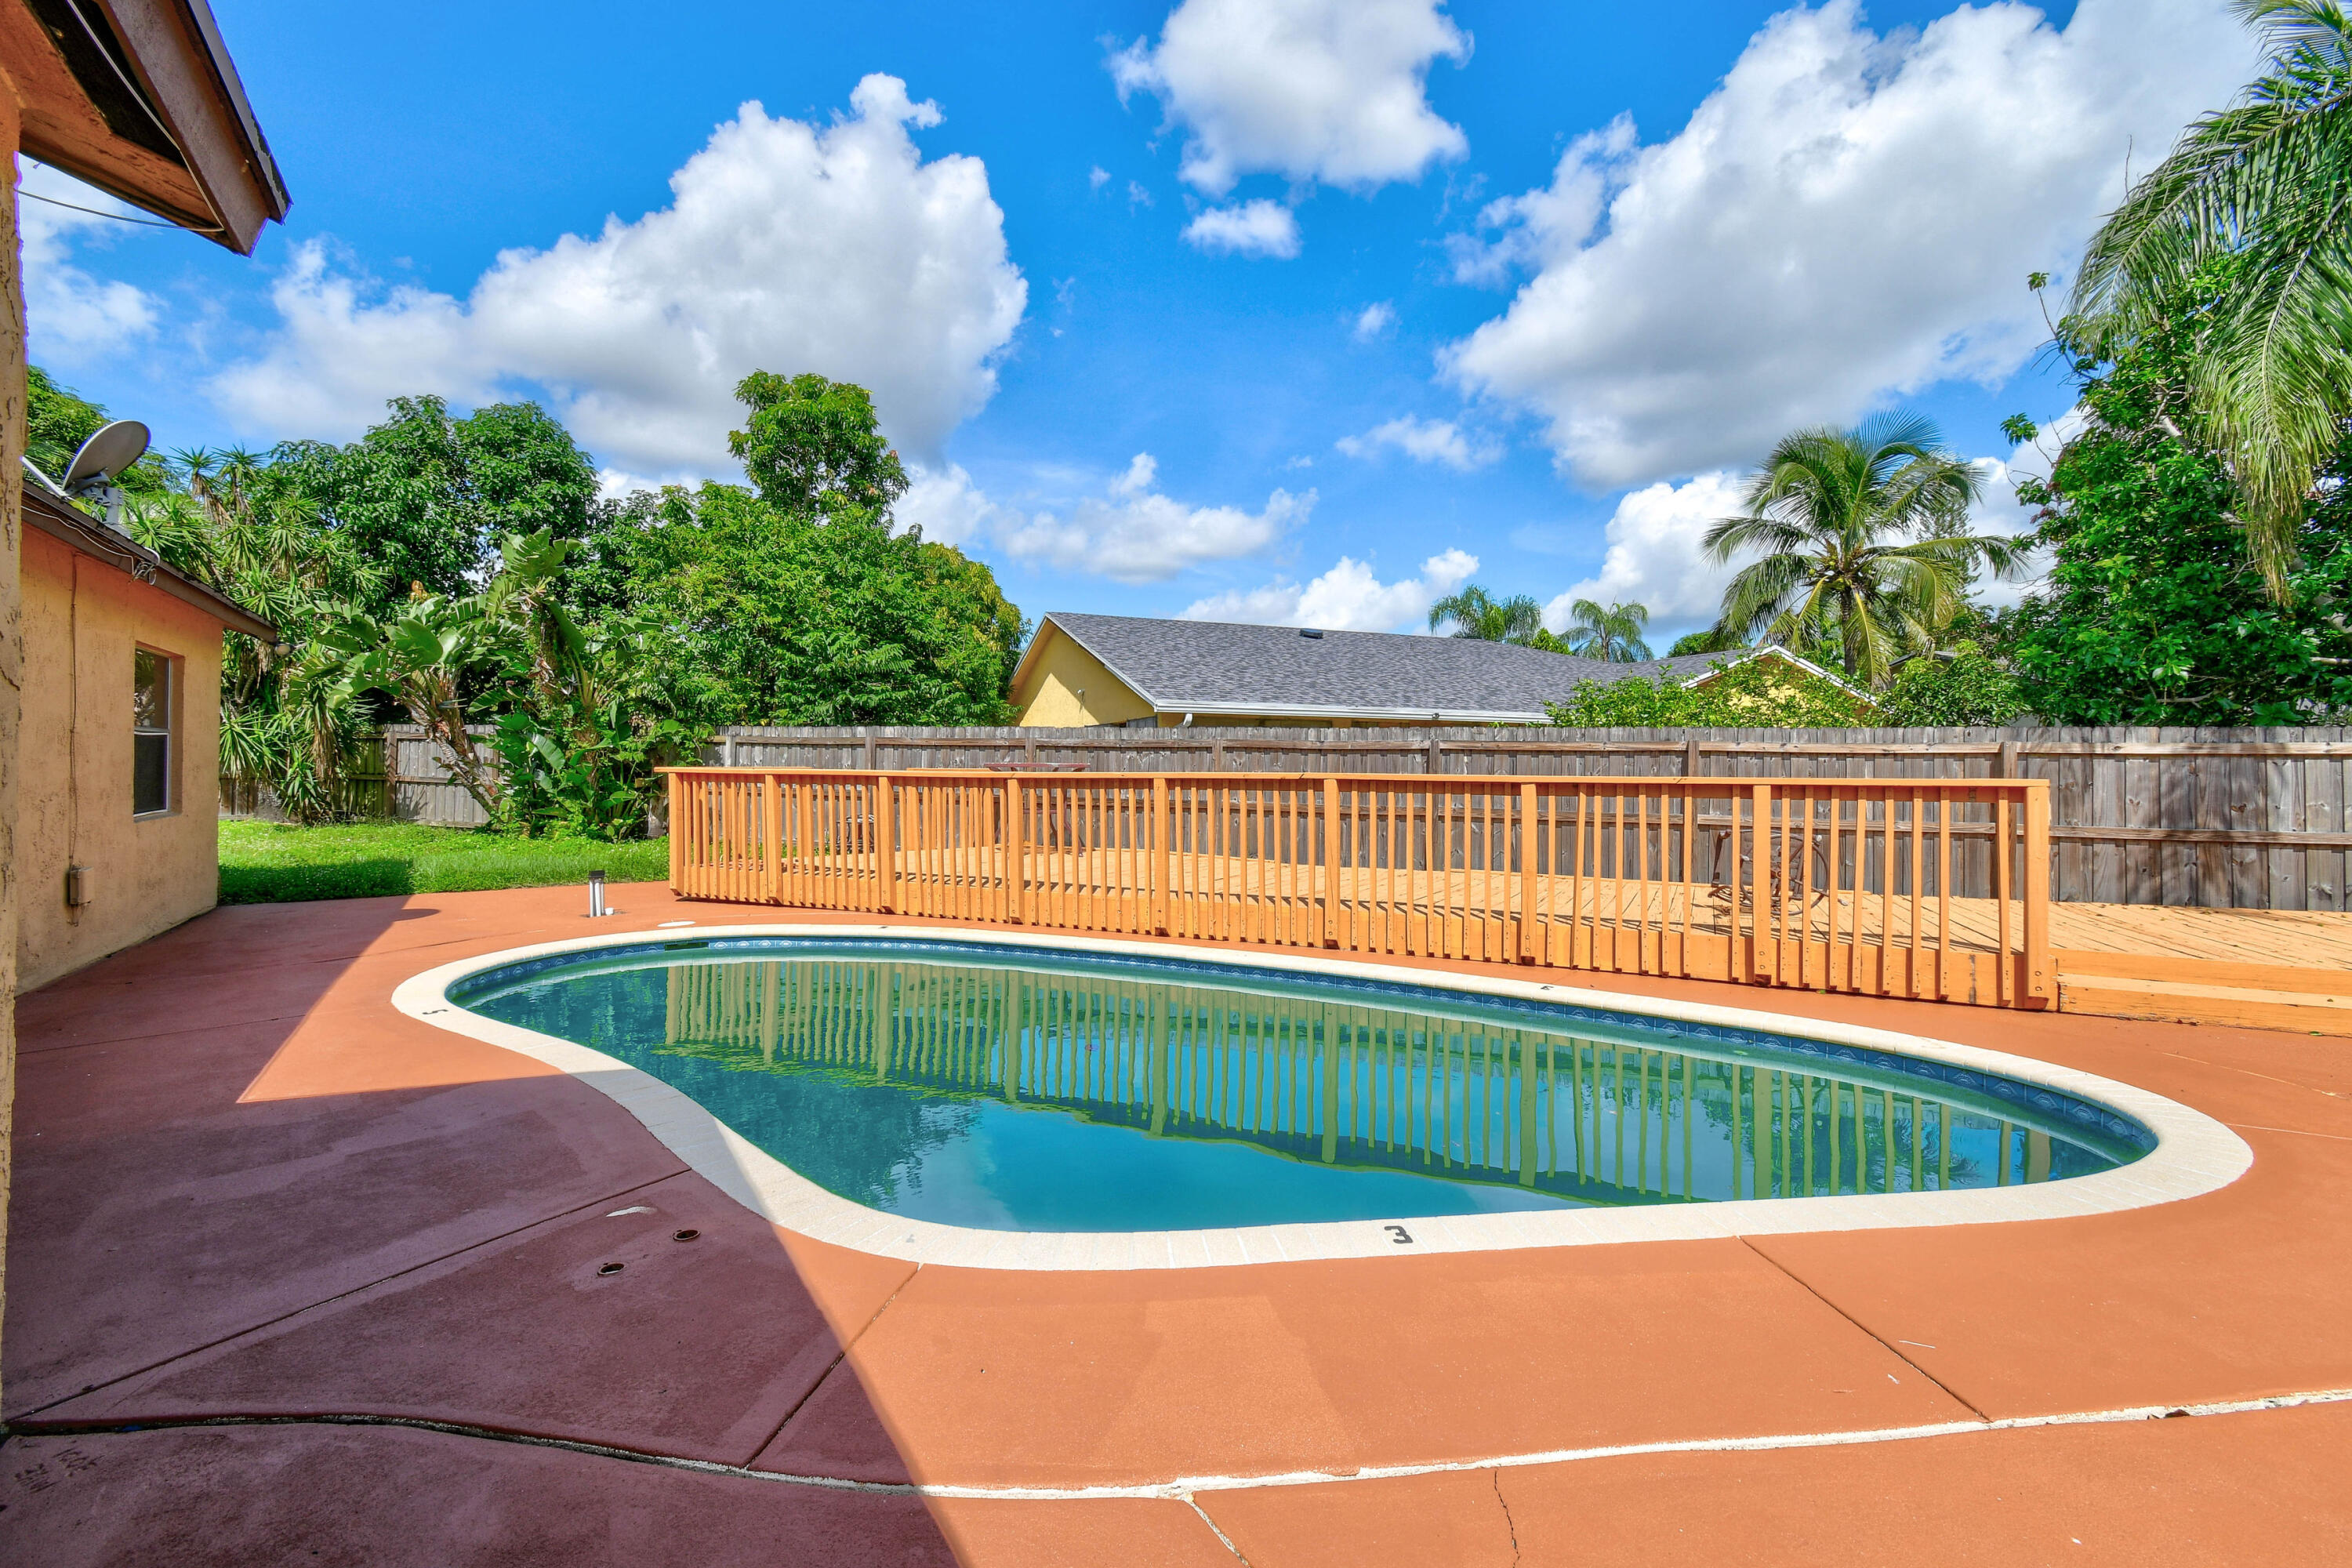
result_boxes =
[432,931,2190,1254]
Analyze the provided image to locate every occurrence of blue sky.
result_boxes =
[22,0,2259,641]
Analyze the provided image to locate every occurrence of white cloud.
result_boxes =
[212,75,1025,476]
[1352,300,1397,340]
[1334,414,1498,470]
[994,452,1312,582]
[1127,180,1155,209]
[1543,471,1749,632]
[1443,0,2257,488]
[1111,0,1469,196]
[1185,547,1478,631]
[1090,165,1112,189]
[895,461,996,547]
[18,165,161,361]
[1182,199,1301,258]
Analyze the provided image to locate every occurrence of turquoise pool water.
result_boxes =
[451,938,2151,1233]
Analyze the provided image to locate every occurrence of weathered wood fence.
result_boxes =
[708,724,2352,912]
[220,725,495,826]
[665,768,2053,1011]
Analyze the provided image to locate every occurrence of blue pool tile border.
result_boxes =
[447,934,2156,1156]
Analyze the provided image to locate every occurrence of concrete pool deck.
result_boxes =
[4,883,2350,1563]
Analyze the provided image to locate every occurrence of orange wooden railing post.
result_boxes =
[1163,779,1181,935]
[1007,777,1025,924]
[2023,780,2052,1007]
[877,773,897,914]
[1321,775,1339,948]
[1519,780,1538,964]
[667,771,684,895]
[1152,776,1170,934]
[1751,782,1775,985]
[763,771,784,903]
[795,775,815,908]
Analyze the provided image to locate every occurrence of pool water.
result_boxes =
[452,938,2151,1234]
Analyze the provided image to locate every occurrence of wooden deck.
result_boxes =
[2046,901,2352,1033]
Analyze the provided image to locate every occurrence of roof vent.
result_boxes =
[1298,628,1324,639]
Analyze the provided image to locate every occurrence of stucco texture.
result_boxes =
[1011,622,1152,728]
[18,528,225,991]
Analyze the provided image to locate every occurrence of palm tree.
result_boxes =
[1428,584,1546,644]
[2071,0,2352,593]
[1703,414,2031,688]
[1561,599,1652,661]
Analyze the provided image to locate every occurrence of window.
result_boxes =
[133,648,172,816]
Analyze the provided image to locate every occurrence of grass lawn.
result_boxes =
[220,819,670,904]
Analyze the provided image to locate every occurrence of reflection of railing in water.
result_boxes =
[662,768,2053,1010]
[662,958,2085,1205]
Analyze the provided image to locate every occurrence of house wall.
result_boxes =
[18,529,226,991]
[1011,624,1153,727]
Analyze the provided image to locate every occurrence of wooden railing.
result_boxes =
[664,768,2053,1009]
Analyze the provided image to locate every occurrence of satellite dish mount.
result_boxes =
[49,419,151,534]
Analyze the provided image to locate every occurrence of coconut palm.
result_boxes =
[1560,599,1652,661]
[1428,584,1546,644]
[2071,0,2352,593]
[1703,414,2031,688]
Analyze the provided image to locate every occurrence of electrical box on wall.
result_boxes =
[64,866,93,907]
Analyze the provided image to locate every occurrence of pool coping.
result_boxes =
[391,924,2255,1272]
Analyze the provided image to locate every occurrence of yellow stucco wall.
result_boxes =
[19,529,225,992]
[1011,623,1154,727]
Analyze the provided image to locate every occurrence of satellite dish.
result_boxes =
[63,420,150,494]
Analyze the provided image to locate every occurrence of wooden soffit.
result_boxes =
[4,0,288,252]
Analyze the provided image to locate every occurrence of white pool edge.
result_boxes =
[391,924,2254,1271]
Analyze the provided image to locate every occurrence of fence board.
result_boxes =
[220,724,499,827]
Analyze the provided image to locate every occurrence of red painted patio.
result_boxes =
[4,882,2348,1565]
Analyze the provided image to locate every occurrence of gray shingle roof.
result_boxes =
[1031,612,1730,722]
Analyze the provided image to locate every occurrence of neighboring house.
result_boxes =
[18,486,274,989]
[1011,612,1860,728]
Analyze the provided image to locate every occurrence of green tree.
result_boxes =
[1704,414,2031,687]
[614,482,1024,727]
[728,371,909,520]
[1428,585,1547,644]
[1545,655,1870,728]
[1877,644,2028,727]
[1560,598,1653,661]
[2070,1,2352,592]
[274,394,597,616]
[1668,627,1746,657]
[2008,262,2352,723]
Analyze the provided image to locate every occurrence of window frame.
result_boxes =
[132,645,177,820]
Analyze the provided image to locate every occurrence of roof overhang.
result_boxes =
[1147,700,1549,725]
[23,485,278,640]
[5,0,289,253]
